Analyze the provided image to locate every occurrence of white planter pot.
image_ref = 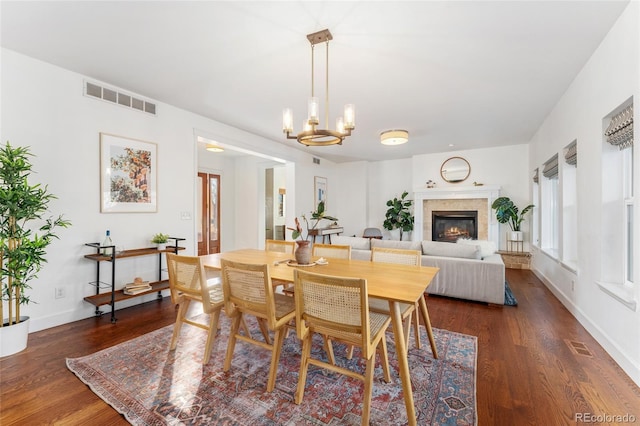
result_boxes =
[1,316,30,357]
[509,231,523,241]
[157,243,167,251]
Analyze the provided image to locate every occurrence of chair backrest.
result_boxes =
[265,239,295,255]
[220,259,277,328]
[370,247,421,266]
[166,253,214,310]
[362,228,383,238]
[293,269,374,356]
[312,243,351,259]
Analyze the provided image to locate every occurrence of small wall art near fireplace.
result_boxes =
[432,210,478,243]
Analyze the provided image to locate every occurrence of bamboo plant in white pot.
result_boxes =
[0,142,70,356]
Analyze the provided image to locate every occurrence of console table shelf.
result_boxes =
[83,238,185,323]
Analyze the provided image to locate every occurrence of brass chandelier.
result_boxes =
[282,29,355,146]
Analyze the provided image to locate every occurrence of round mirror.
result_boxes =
[440,157,471,183]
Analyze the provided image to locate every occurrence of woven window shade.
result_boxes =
[564,141,577,166]
[604,104,633,150]
[542,154,558,179]
[532,168,539,184]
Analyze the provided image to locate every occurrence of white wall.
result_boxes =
[0,48,326,331]
[528,2,640,386]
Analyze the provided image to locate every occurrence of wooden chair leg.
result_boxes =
[362,355,376,426]
[202,309,221,364]
[169,299,190,350]
[323,335,336,365]
[295,334,312,404]
[412,302,421,349]
[377,336,392,383]
[256,318,272,345]
[418,295,438,359]
[266,327,287,392]
[346,344,355,359]
[224,313,243,371]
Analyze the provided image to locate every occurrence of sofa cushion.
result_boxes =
[331,235,371,251]
[371,239,422,251]
[456,238,496,259]
[421,240,481,260]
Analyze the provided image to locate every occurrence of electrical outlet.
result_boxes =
[55,287,65,299]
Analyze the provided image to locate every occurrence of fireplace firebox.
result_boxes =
[432,210,478,243]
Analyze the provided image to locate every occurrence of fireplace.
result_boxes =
[432,210,478,243]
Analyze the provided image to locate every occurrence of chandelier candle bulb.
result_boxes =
[307,97,319,125]
[282,108,293,132]
[344,104,355,129]
[336,116,345,134]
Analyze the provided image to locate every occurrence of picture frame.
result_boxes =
[100,133,158,213]
[314,176,327,208]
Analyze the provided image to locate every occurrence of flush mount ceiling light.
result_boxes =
[282,29,355,146]
[380,130,409,146]
[206,144,224,153]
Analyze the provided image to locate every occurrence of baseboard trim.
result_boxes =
[532,268,640,388]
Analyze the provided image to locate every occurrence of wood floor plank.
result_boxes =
[1,269,639,425]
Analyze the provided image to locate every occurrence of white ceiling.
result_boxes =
[1,1,629,163]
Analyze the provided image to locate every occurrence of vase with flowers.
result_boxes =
[287,201,337,265]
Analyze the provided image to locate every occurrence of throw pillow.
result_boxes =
[421,240,482,260]
[372,239,422,251]
[457,238,496,259]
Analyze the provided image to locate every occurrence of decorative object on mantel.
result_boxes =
[282,29,355,146]
[287,201,338,264]
[491,196,534,242]
[440,156,471,183]
[473,181,484,186]
[383,191,414,240]
[380,129,409,145]
[426,180,436,188]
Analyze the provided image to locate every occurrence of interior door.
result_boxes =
[197,172,221,255]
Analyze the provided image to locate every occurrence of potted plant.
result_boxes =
[287,201,337,264]
[151,233,170,251]
[0,142,70,356]
[491,196,534,241]
[383,191,414,240]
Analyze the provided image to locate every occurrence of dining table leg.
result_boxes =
[389,300,417,426]
[418,295,439,359]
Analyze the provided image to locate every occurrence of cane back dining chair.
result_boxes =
[368,247,438,358]
[166,253,225,364]
[311,243,351,260]
[265,239,295,255]
[220,259,296,392]
[293,269,391,425]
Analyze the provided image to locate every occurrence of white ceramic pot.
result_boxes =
[157,243,167,251]
[510,231,523,241]
[1,316,30,357]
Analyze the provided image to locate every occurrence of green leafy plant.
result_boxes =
[0,142,71,327]
[151,233,170,244]
[383,191,414,237]
[491,196,534,231]
[287,201,338,241]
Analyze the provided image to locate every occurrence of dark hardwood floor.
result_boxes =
[1,269,639,425]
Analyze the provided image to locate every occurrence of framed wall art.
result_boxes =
[314,176,327,208]
[100,133,157,213]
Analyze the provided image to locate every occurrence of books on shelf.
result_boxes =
[123,279,151,295]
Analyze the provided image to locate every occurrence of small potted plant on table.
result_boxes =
[151,233,170,251]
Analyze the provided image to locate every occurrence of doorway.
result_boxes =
[265,166,287,241]
[198,172,220,255]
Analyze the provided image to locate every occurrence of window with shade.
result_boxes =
[541,154,559,258]
[562,140,578,270]
[600,101,634,296]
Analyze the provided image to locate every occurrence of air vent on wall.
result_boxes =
[313,157,320,165]
[84,81,157,116]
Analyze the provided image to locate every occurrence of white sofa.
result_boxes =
[330,236,506,305]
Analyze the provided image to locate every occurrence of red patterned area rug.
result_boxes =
[67,315,477,425]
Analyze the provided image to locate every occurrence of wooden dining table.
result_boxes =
[201,248,439,426]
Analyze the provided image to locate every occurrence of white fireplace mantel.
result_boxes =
[413,185,501,245]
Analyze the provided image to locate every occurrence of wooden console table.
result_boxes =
[83,237,185,323]
[307,226,343,243]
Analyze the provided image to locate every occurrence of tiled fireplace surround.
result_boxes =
[413,185,501,247]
